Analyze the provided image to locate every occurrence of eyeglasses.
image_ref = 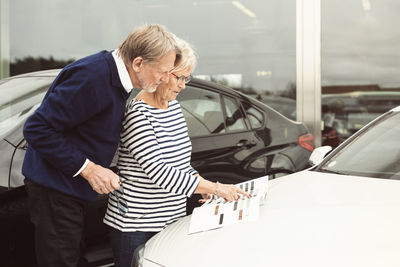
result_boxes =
[171,73,192,84]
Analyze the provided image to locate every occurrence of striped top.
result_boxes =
[104,99,200,232]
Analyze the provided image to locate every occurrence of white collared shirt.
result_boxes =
[111,49,133,94]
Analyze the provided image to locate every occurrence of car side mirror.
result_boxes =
[308,146,332,166]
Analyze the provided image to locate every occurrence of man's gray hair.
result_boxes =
[173,37,197,72]
[118,24,181,66]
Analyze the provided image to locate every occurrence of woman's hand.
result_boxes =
[194,176,251,203]
[215,182,251,202]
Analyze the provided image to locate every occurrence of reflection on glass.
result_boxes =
[321,91,400,147]
[223,96,247,132]
[319,112,400,180]
[178,86,225,137]
[9,0,296,106]
[322,0,400,147]
[243,104,264,129]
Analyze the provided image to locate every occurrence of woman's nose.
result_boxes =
[178,81,186,89]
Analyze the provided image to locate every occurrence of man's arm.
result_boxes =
[23,68,120,193]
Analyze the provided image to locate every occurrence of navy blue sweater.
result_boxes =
[22,51,130,201]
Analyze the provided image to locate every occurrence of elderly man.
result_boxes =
[22,24,180,267]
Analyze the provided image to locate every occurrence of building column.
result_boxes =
[296,0,321,147]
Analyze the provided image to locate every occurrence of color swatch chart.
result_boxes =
[188,176,268,234]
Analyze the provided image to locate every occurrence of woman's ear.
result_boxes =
[132,57,144,72]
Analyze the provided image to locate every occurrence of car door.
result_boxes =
[178,86,263,185]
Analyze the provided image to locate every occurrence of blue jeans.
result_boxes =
[108,227,157,267]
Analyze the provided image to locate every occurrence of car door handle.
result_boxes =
[236,139,256,148]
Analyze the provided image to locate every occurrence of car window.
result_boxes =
[223,96,247,132]
[318,111,400,180]
[242,101,264,129]
[181,108,209,137]
[247,107,263,129]
[178,86,225,137]
[0,76,52,138]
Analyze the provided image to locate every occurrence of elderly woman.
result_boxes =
[104,38,250,267]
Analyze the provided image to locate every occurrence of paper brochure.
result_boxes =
[189,176,268,234]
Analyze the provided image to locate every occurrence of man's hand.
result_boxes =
[80,161,120,194]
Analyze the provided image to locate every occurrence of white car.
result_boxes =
[134,106,400,267]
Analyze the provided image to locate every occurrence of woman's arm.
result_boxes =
[122,106,250,201]
[194,175,251,202]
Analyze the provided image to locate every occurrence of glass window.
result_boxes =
[242,101,264,129]
[318,111,400,180]
[178,86,225,137]
[7,1,296,112]
[223,96,247,132]
[322,0,400,148]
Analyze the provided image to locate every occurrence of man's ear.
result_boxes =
[132,57,144,72]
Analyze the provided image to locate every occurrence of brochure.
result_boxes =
[188,175,269,234]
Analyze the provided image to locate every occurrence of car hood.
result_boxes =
[142,171,400,267]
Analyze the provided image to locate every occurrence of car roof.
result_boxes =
[6,69,61,79]
[189,77,244,97]
[392,105,400,112]
[3,70,258,109]
[189,77,297,121]
[6,71,239,96]
[143,171,400,267]
[3,71,298,122]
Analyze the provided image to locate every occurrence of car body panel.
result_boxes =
[142,171,400,267]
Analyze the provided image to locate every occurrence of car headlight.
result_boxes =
[132,244,145,267]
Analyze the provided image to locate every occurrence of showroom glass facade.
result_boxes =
[1,0,399,146]
[3,0,296,96]
[321,0,400,147]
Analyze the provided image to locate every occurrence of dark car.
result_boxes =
[0,70,314,266]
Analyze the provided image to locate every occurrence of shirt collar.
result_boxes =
[112,49,133,94]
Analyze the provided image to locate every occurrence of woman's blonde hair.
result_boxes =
[118,24,181,66]
[173,37,197,72]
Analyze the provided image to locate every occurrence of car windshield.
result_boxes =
[0,76,52,138]
[317,110,400,180]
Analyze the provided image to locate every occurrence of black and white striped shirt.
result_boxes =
[104,100,200,232]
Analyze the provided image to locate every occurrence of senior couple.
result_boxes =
[22,24,250,267]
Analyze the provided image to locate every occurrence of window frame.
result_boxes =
[240,99,266,130]
[220,94,250,133]
[180,84,260,139]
